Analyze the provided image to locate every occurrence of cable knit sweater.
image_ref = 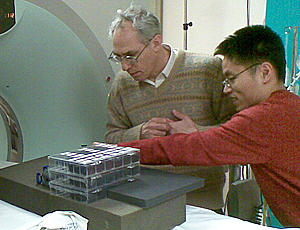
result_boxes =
[105,49,236,209]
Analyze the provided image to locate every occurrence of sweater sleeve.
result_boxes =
[119,108,272,166]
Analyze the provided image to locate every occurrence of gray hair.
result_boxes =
[108,4,161,44]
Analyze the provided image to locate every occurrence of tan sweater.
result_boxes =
[105,50,236,210]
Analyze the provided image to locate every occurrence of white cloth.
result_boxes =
[1,200,298,230]
[0,200,41,230]
[173,205,300,230]
[0,200,88,230]
[28,211,88,230]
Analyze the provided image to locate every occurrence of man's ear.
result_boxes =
[260,62,274,84]
[151,34,162,52]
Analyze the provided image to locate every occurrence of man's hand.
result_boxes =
[169,110,198,135]
[140,117,173,139]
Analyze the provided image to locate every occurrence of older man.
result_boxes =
[105,4,236,212]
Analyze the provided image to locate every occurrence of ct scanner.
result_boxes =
[0,0,114,162]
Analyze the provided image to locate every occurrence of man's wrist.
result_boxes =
[139,122,146,139]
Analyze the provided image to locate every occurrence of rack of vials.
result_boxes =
[48,143,140,203]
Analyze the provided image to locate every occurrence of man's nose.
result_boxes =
[121,60,131,72]
[223,85,232,94]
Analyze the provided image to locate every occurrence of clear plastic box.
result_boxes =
[49,163,140,191]
[49,182,107,203]
[48,144,140,177]
[47,143,140,203]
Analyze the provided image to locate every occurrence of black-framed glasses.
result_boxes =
[222,63,261,88]
[108,43,149,65]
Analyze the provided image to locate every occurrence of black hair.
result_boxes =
[214,25,286,82]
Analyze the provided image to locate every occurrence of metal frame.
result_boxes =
[0,95,23,162]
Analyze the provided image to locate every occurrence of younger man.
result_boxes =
[119,25,300,227]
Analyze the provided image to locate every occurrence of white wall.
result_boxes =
[163,0,267,54]
[61,0,159,75]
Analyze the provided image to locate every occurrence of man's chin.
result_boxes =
[232,100,242,111]
[236,104,250,112]
[130,73,142,81]
[132,76,145,82]
[132,77,143,82]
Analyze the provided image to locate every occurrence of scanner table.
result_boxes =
[0,156,204,230]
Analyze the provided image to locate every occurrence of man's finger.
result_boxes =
[172,110,186,120]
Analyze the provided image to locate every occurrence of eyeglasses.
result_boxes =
[108,43,149,65]
[222,63,261,88]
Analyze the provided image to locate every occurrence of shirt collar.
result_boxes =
[161,43,177,78]
[143,43,178,87]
